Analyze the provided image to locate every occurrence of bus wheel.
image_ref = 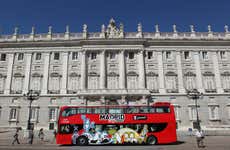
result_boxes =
[77,136,88,146]
[147,136,157,145]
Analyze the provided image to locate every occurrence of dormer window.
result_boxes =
[72,52,78,60]
[18,53,24,61]
[54,53,60,60]
[147,52,153,59]
[128,52,134,59]
[184,51,190,60]
[202,51,208,60]
[0,53,6,61]
[220,51,227,60]
[166,51,172,59]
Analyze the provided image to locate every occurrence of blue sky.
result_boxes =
[0,0,229,34]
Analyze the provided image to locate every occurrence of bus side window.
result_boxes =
[127,107,138,113]
[86,108,92,114]
[149,107,155,113]
[78,108,86,114]
[139,107,149,113]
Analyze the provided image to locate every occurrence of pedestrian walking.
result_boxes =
[12,129,20,145]
[38,128,45,141]
[195,129,205,148]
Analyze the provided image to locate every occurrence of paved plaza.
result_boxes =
[0,130,230,150]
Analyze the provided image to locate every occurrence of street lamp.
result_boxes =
[24,90,40,130]
[186,89,203,131]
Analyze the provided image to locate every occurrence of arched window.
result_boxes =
[68,73,81,93]
[49,73,61,93]
[184,72,196,90]
[203,72,216,92]
[146,72,158,92]
[165,71,178,93]
[221,72,230,92]
[88,72,100,89]
[30,73,42,92]
[0,74,6,93]
[127,71,138,89]
[107,72,119,89]
[11,73,24,94]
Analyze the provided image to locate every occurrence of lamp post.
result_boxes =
[24,90,40,130]
[186,89,203,131]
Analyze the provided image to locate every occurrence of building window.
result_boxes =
[91,52,97,60]
[221,72,230,92]
[173,105,180,121]
[49,73,61,93]
[72,52,78,60]
[184,72,196,90]
[30,107,39,122]
[128,52,134,59]
[146,72,158,92]
[109,52,116,59]
[18,53,24,61]
[147,51,153,59]
[0,106,2,119]
[54,53,60,60]
[166,51,172,59]
[49,108,57,121]
[11,74,24,94]
[9,108,17,120]
[201,51,208,60]
[0,75,6,93]
[68,73,81,92]
[107,73,119,89]
[203,72,216,92]
[0,53,6,61]
[188,106,198,121]
[88,72,99,89]
[228,105,230,119]
[127,72,138,89]
[165,72,178,92]
[184,51,190,60]
[35,53,42,60]
[208,105,219,120]
[220,51,227,60]
[30,74,42,92]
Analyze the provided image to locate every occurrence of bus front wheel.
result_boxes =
[147,136,157,145]
[77,136,88,146]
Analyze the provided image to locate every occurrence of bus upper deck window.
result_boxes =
[127,107,138,113]
[156,107,170,113]
[62,108,77,117]
[109,108,123,114]
[78,108,86,114]
[139,107,149,113]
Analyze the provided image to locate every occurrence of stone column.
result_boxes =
[23,53,32,93]
[119,50,126,89]
[176,51,185,93]
[60,52,68,94]
[194,51,204,93]
[157,51,166,93]
[4,53,14,94]
[80,51,86,90]
[41,53,50,95]
[138,50,146,89]
[212,51,223,93]
[100,50,106,89]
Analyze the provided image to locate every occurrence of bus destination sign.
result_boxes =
[99,114,125,122]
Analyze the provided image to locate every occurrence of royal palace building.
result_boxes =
[0,19,230,131]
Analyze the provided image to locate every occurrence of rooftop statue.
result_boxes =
[106,18,123,38]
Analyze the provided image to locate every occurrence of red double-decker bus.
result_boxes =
[56,102,177,145]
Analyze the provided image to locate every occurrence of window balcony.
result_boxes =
[166,89,179,93]
[224,89,230,93]
[67,90,78,94]
[205,89,217,93]
[48,90,60,94]
[10,90,22,94]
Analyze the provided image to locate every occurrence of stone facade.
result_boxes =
[0,19,230,130]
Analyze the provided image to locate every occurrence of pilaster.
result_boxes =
[157,51,166,93]
[138,50,145,89]
[41,53,50,95]
[60,52,68,94]
[212,51,223,93]
[176,51,185,93]
[81,51,86,90]
[100,50,106,89]
[119,50,126,89]
[23,53,32,93]
[194,51,204,93]
[4,53,14,94]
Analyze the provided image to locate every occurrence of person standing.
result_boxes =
[12,129,20,145]
[52,129,57,144]
[38,128,45,141]
[195,129,205,148]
